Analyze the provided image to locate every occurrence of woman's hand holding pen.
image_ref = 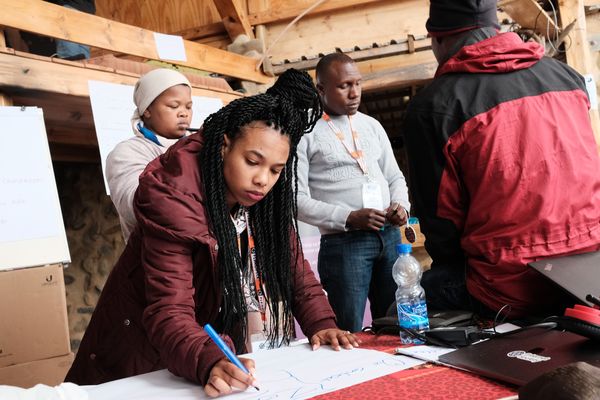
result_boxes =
[385,202,407,226]
[310,328,361,351]
[204,357,258,398]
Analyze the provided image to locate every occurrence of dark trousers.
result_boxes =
[421,262,495,318]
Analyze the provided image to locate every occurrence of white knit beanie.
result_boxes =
[131,68,191,134]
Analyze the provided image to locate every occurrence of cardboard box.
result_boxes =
[0,264,70,368]
[0,352,74,388]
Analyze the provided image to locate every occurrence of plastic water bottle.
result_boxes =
[393,243,429,345]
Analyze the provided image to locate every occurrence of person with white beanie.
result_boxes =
[106,68,192,241]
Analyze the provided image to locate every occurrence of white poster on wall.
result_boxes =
[88,80,223,194]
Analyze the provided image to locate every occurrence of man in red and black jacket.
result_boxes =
[404,0,600,319]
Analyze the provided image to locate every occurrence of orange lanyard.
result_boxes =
[323,112,369,176]
[233,209,267,330]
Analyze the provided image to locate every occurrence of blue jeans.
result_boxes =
[55,5,91,60]
[318,226,400,332]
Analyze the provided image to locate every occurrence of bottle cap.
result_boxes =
[397,243,412,254]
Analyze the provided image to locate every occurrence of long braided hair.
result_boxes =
[200,69,322,350]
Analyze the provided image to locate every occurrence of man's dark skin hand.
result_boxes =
[346,202,407,231]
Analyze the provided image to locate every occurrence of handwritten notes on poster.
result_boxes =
[85,345,423,400]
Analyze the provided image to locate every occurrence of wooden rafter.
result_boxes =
[0,0,270,83]
[213,0,255,39]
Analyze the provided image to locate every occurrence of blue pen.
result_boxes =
[204,323,260,391]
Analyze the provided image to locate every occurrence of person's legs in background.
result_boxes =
[54,5,91,60]
[318,231,380,332]
[368,226,401,320]
[421,262,494,317]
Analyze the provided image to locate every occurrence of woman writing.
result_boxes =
[66,69,358,397]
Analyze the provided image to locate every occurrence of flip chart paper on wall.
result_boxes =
[84,345,423,400]
[0,107,70,270]
[88,80,223,194]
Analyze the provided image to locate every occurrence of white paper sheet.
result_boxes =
[85,345,423,400]
[153,32,187,62]
[88,80,223,194]
[585,74,598,110]
[88,80,136,194]
[395,345,456,363]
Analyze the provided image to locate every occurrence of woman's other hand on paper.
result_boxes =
[310,328,361,351]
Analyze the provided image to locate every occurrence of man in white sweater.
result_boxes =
[297,53,410,332]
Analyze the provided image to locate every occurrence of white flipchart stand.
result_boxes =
[0,106,70,270]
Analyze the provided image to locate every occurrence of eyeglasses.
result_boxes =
[404,213,417,244]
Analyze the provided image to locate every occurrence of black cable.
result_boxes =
[492,304,511,335]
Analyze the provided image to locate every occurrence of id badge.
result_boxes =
[362,181,384,210]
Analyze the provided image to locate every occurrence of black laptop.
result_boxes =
[438,251,600,386]
[438,327,600,386]
[528,250,600,307]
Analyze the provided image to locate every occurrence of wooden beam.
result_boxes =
[0,0,270,83]
[559,0,600,152]
[361,50,437,93]
[213,0,255,39]
[0,50,244,103]
[248,0,387,25]
[499,0,559,38]
[361,63,436,92]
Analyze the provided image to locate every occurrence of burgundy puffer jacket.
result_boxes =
[66,133,337,385]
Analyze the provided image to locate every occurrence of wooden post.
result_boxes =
[255,24,274,76]
[0,92,13,106]
[559,0,600,152]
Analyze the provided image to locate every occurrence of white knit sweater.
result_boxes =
[105,130,180,241]
[297,111,410,235]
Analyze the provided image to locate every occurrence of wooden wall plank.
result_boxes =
[96,0,222,36]
[259,0,428,65]
[0,0,270,83]
[247,0,388,25]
